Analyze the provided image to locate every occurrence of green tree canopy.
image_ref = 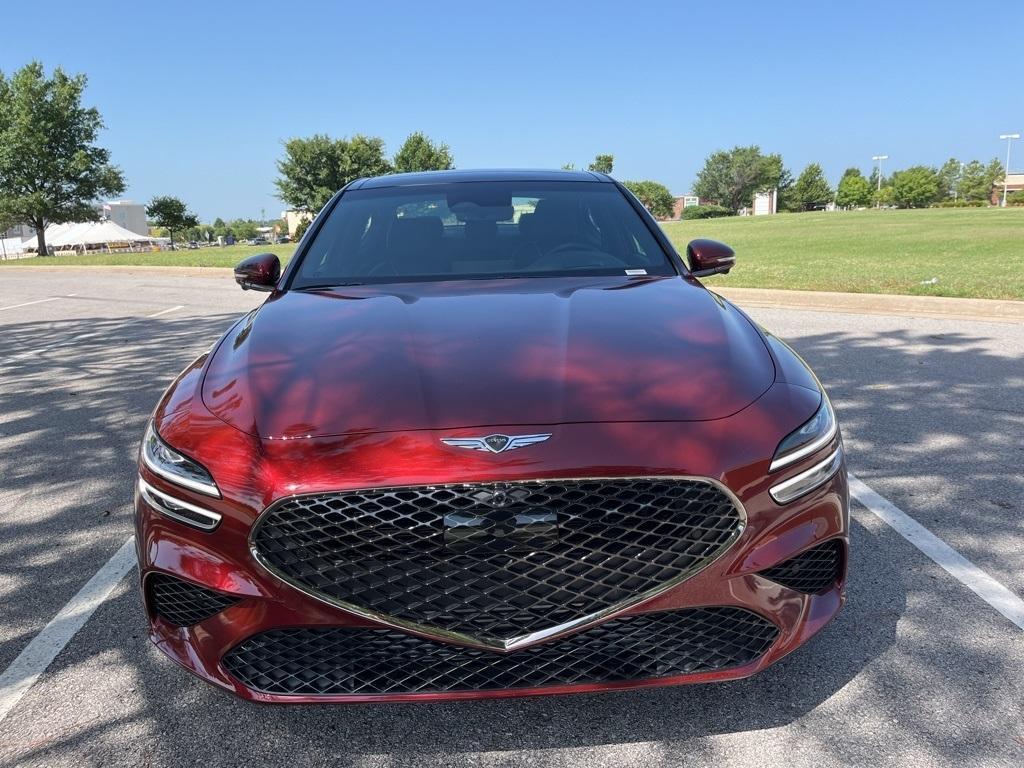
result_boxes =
[789,163,834,211]
[890,166,940,208]
[835,168,872,209]
[956,158,1003,202]
[588,154,614,174]
[275,134,392,213]
[936,158,961,200]
[0,61,125,255]
[392,132,454,173]
[693,146,786,213]
[623,180,675,218]
[146,196,199,246]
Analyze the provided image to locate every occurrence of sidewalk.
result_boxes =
[714,286,1024,324]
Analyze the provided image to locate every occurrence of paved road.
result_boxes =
[0,269,1022,767]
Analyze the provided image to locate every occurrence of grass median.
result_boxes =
[662,207,1024,300]
[0,242,299,268]
[4,207,1022,300]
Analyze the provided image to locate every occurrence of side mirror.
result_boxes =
[234,253,281,292]
[686,239,735,278]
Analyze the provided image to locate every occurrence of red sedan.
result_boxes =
[135,169,848,703]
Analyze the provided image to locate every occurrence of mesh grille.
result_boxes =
[251,479,743,644]
[222,607,778,696]
[759,540,844,594]
[147,574,240,627]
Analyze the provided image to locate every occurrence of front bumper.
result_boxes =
[135,461,848,703]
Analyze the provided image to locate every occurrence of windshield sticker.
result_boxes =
[625,269,648,276]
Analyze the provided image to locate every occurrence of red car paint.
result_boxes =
[136,173,848,703]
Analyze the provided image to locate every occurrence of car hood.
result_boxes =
[201,276,775,439]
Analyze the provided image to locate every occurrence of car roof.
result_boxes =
[350,168,613,189]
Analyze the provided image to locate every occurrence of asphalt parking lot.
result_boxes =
[0,268,1022,768]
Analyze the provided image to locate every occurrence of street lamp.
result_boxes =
[999,133,1020,207]
[872,155,888,207]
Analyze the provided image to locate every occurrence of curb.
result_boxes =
[714,287,1024,325]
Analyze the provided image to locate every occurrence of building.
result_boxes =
[283,210,314,236]
[752,189,778,216]
[98,200,148,235]
[991,173,1024,205]
[670,195,701,220]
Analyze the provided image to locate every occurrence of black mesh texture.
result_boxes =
[147,574,240,627]
[222,607,778,696]
[759,540,844,594]
[251,479,743,643]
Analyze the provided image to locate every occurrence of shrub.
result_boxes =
[680,204,733,220]
[1007,190,1024,206]
[930,200,988,208]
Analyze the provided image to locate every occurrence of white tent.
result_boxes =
[1,237,27,257]
[47,220,155,248]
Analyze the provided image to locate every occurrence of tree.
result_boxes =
[890,166,940,208]
[955,158,1004,203]
[230,219,259,240]
[623,180,675,218]
[275,133,392,213]
[835,168,872,209]
[693,146,786,213]
[873,185,895,207]
[146,196,199,247]
[561,162,576,170]
[789,163,834,211]
[0,62,125,256]
[867,167,886,193]
[588,154,614,174]
[392,132,454,173]
[936,158,961,200]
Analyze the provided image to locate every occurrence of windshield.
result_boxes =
[290,181,675,287]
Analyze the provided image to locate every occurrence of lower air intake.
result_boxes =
[222,607,778,696]
[147,574,240,627]
[759,540,844,594]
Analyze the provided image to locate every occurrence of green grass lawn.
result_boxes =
[4,208,1022,299]
[661,207,1024,300]
[0,242,298,269]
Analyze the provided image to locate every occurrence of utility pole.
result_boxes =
[872,155,888,207]
[999,134,1020,207]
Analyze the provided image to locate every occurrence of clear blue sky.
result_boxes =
[2,0,1021,221]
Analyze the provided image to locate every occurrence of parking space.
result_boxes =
[0,269,1021,767]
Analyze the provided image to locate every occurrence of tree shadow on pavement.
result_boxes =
[1,320,1023,767]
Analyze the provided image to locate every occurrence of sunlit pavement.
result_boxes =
[0,270,1021,768]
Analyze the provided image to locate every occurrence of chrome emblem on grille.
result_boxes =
[441,433,552,454]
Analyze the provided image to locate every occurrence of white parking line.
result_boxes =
[0,296,63,312]
[147,304,185,319]
[849,473,1024,631]
[0,331,103,366]
[0,537,136,724]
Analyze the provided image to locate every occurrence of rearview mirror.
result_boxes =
[686,239,735,278]
[234,253,281,292]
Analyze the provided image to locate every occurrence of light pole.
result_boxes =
[999,133,1020,207]
[872,155,888,207]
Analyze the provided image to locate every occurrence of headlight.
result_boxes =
[769,396,837,472]
[770,446,843,504]
[141,422,220,497]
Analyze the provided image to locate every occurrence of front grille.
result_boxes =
[759,540,844,594]
[222,607,778,696]
[251,479,743,645]
[147,574,240,627]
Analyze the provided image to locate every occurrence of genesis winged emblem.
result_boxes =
[441,433,552,454]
